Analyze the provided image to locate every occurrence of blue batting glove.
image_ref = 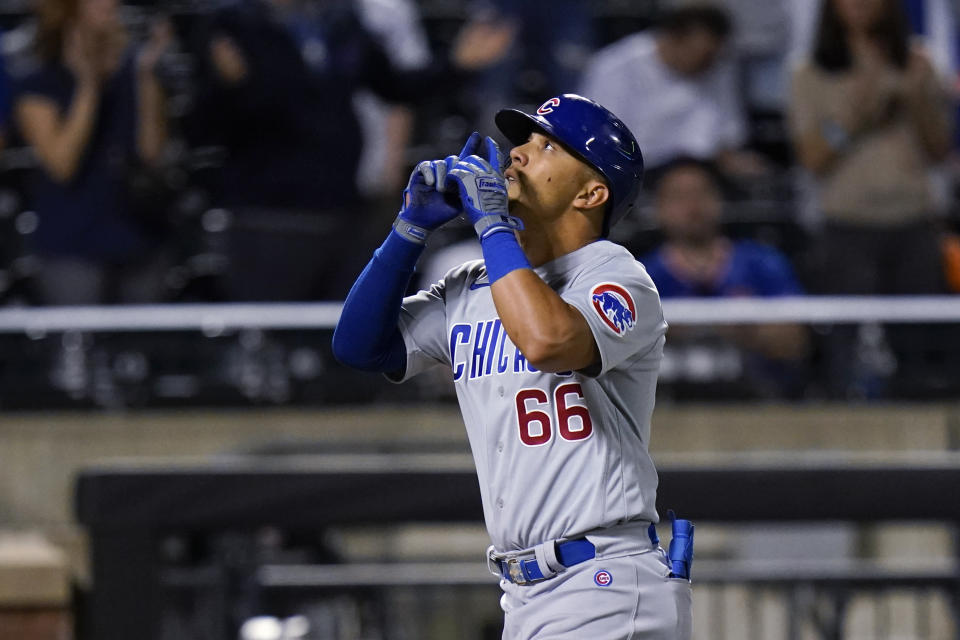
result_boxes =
[393,132,481,245]
[446,136,524,240]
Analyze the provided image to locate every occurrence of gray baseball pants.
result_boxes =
[499,543,692,639]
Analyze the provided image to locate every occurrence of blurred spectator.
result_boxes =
[789,0,959,76]
[188,0,512,301]
[468,0,595,130]
[0,39,12,148]
[640,157,809,398]
[789,0,954,396]
[14,0,172,305]
[899,0,959,206]
[580,3,766,182]
[945,231,960,291]
[790,0,952,267]
[353,0,431,199]
[902,0,958,76]
[415,228,481,291]
[721,0,792,110]
[642,159,805,299]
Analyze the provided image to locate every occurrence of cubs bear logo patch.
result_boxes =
[590,283,636,336]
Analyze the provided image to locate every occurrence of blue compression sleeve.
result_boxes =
[332,231,423,373]
[480,230,532,283]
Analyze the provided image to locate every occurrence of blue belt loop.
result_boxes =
[647,523,660,547]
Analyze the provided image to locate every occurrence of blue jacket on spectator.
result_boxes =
[641,240,803,298]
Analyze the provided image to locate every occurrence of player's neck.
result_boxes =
[518,214,602,267]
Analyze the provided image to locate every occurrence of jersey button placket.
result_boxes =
[497,498,504,509]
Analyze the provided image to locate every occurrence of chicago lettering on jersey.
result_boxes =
[449,319,573,382]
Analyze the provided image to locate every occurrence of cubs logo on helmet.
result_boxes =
[537,97,561,115]
[591,283,636,336]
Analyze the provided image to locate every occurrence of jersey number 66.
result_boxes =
[515,383,594,446]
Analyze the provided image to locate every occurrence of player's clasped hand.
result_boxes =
[393,132,482,244]
[446,136,524,240]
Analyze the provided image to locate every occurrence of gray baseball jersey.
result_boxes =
[394,239,667,553]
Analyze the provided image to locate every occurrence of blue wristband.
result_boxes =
[480,230,531,283]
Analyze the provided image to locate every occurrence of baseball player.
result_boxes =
[333,94,692,639]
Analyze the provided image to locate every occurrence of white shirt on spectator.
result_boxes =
[579,31,747,169]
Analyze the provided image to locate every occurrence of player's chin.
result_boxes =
[507,181,521,203]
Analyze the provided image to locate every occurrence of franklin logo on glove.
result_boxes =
[478,178,507,193]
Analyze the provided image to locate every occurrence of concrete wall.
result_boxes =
[1,403,957,529]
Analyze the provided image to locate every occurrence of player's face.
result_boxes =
[505,132,595,222]
[670,28,724,75]
[655,166,722,244]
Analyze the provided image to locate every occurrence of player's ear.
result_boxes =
[575,178,609,213]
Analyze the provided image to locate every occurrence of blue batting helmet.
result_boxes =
[495,94,644,236]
